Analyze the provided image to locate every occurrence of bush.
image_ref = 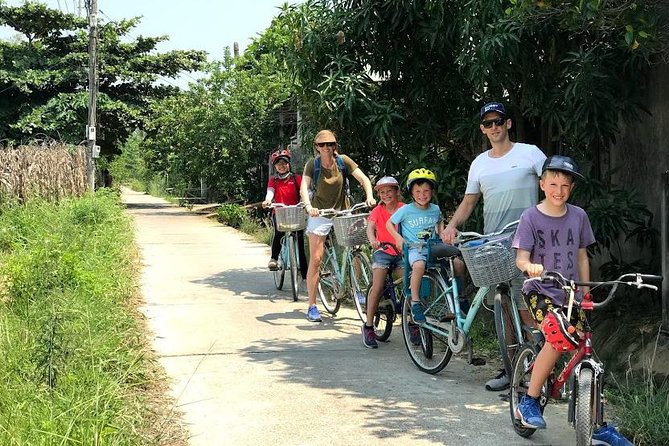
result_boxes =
[217,203,249,228]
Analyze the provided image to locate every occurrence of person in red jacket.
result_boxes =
[262,149,307,281]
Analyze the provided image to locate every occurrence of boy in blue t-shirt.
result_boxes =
[386,168,454,323]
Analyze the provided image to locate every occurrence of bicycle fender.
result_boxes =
[568,359,604,425]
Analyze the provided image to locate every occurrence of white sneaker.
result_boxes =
[485,369,510,391]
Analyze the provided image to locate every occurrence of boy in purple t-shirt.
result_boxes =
[512,155,595,430]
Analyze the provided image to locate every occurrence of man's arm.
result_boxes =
[441,193,481,243]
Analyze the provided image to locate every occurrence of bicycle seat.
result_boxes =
[429,243,460,260]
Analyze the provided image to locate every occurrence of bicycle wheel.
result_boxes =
[318,246,341,314]
[510,344,542,438]
[370,288,394,342]
[494,288,522,379]
[288,234,299,302]
[575,368,594,446]
[349,251,372,323]
[400,271,452,374]
[273,237,286,290]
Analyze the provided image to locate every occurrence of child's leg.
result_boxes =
[527,342,562,398]
[270,220,282,260]
[366,267,388,325]
[410,261,426,302]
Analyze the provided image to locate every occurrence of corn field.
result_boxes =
[0,143,87,201]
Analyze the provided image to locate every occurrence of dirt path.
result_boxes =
[123,188,572,446]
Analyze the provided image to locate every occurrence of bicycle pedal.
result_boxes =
[439,313,455,322]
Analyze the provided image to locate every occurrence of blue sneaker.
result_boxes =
[516,395,546,429]
[356,291,366,305]
[411,301,426,323]
[307,305,322,322]
[592,424,633,446]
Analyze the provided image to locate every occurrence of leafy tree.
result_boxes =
[144,46,294,202]
[0,1,206,155]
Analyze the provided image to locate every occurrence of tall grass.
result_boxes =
[0,190,175,445]
[607,327,669,446]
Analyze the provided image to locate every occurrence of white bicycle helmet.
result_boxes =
[374,176,400,191]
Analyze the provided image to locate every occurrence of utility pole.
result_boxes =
[86,0,98,190]
[662,171,669,334]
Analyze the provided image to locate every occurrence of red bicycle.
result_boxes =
[509,270,661,446]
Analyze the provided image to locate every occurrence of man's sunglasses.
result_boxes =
[481,117,507,129]
[315,141,337,148]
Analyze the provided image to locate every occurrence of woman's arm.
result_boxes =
[300,175,318,217]
[351,168,376,208]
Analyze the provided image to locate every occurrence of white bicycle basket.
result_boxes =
[274,206,307,232]
[460,231,520,287]
[333,213,369,247]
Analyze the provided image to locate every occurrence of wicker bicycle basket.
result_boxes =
[274,206,307,232]
[460,231,520,287]
[333,213,369,247]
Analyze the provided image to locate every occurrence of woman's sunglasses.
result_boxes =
[481,117,507,129]
[315,142,337,148]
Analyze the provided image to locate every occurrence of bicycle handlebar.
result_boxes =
[525,270,662,310]
[317,202,368,217]
[455,219,519,244]
[376,242,401,257]
[268,202,305,209]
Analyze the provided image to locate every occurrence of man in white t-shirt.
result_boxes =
[441,101,546,391]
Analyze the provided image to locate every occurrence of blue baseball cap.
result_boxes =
[480,102,507,119]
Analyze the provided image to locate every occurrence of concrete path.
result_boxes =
[123,189,572,446]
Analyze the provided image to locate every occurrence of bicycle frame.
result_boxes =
[322,232,357,292]
[509,271,662,443]
[403,240,522,351]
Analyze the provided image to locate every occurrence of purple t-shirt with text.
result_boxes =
[512,204,595,305]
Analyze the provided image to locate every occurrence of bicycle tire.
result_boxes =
[371,288,394,342]
[273,237,286,290]
[350,251,372,323]
[318,246,341,314]
[575,368,594,446]
[510,343,541,438]
[400,271,452,374]
[494,289,522,379]
[288,234,299,302]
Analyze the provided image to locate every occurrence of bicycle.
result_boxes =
[400,220,529,375]
[509,270,661,446]
[316,202,373,318]
[269,203,307,302]
[359,242,405,341]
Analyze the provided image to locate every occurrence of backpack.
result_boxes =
[311,155,350,197]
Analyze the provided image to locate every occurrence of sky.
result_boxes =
[1,0,298,86]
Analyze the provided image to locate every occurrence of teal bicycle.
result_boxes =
[270,203,306,302]
[401,220,530,375]
[317,203,373,319]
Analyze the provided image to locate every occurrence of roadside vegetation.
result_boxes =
[0,190,185,445]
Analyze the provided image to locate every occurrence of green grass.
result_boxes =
[0,190,171,445]
[606,330,669,446]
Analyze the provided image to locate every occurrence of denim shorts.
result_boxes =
[407,247,427,266]
[306,216,333,236]
[372,250,402,270]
